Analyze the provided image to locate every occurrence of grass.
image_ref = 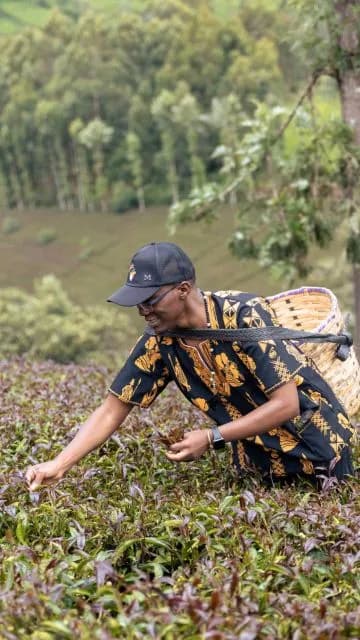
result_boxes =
[0,1,51,31]
[0,358,359,638]
[0,0,245,34]
[0,205,282,333]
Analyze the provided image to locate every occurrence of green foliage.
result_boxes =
[0,275,133,364]
[2,215,21,234]
[0,360,359,637]
[0,1,303,212]
[36,227,58,245]
[111,181,138,213]
[78,118,114,150]
[144,183,172,206]
[170,100,360,282]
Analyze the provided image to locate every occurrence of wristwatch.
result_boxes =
[211,425,226,450]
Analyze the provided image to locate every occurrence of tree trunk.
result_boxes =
[49,150,66,211]
[0,168,9,209]
[8,149,24,210]
[137,185,146,212]
[336,0,360,349]
[13,138,34,208]
[353,265,360,353]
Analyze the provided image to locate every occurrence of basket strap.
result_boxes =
[145,327,353,361]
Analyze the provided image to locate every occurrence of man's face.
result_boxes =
[137,283,183,332]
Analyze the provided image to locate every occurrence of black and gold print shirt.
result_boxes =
[109,291,355,479]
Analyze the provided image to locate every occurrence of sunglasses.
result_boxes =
[138,283,179,311]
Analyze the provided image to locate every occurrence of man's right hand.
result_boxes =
[25,460,65,491]
[24,396,132,492]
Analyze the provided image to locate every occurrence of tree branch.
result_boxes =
[275,72,322,141]
[177,73,325,224]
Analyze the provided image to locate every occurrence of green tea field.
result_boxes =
[0,359,359,638]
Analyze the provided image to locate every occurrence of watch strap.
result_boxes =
[211,425,226,450]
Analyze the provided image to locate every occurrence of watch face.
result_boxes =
[213,437,226,450]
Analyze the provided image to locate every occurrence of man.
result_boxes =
[25,242,354,490]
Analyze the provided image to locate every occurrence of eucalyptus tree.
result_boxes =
[172,89,206,191]
[126,131,146,212]
[0,126,23,209]
[69,118,92,212]
[151,89,180,205]
[78,118,114,212]
[169,0,360,343]
[201,94,243,204]
[35,99,73,211]
[0,167,7,209]
[0,1,308,212]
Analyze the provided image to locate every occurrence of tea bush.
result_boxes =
[0,359,359,639]
[0,275,134,365]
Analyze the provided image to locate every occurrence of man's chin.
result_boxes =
[146,321,166,334]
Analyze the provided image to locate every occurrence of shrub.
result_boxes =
[144,183,172,206]
[79,246,94,261]
[0,361,359,638]
[0,275,134,365]
[111,181,138,213]
[36,227,57,245]
[2,216,21,234]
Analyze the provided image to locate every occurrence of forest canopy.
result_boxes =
[0,0,306,213]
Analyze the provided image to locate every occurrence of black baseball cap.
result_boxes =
[107,242,195,307]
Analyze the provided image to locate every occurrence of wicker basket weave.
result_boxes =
[267,286,360,417]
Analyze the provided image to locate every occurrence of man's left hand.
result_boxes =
[165,429,210,462]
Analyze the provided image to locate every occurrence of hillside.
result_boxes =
[1,206,277,331]
[1,206,353,333]
[0,0,241,34]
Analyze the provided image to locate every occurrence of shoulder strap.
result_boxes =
[145,326,353,362]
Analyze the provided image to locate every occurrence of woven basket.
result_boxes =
[267,286,360,417]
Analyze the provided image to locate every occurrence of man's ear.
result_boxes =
[178,281,192,298]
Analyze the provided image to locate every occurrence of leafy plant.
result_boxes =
[2,216,22,234]
[0,359,358,638]
[0,275,134,365]
[36,227,58,245]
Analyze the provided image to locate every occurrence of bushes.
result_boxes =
[111,182,138,213]
[36,227,57,245]
[0,361,359,638]
[0,275,134,365]
[2,216,21,234]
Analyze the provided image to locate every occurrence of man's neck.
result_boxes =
[177,288,208,329]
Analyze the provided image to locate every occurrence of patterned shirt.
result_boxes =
[109,291,354,480]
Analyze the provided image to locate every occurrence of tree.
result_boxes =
[69,118,92,212]
[169,0,360,347]
[78,118,114,212]
[172,89,206,191]
[334,1,360,346]
[0,2,307,212]
[152,89,180,205]
[126,131,146,212]
[200,94,243,203]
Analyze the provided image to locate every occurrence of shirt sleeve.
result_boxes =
[235,297,306,394]
[108,334,171,407]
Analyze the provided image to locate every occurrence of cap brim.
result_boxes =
[107,284,160,307]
